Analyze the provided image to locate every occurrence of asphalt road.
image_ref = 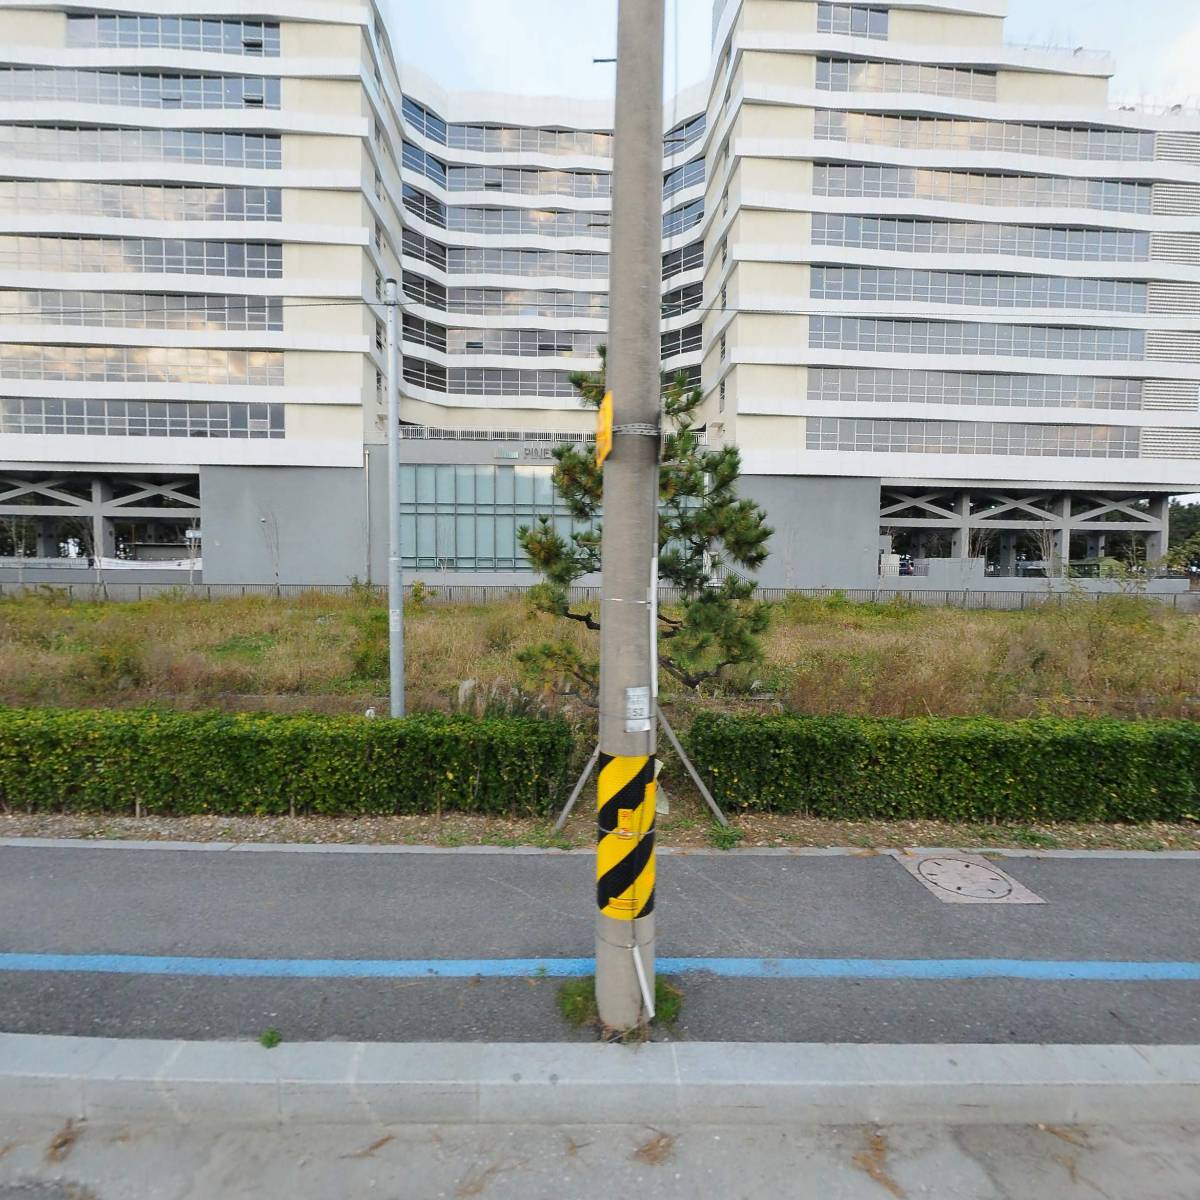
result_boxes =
[0,842,1197,1042]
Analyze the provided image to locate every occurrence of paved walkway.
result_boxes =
[2,1116,1199,1199]
[0,841,1197,1042]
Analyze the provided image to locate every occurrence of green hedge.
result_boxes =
[0,707,573,817]
[685,712,1200,823]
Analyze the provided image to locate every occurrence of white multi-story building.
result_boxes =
[0,0,1197,588]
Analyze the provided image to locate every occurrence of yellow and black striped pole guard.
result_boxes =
[596,752,656,921]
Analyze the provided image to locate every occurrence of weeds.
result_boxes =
[556,976,683,1038]
[707,823,745,850]
[1,591,1198,720]
[259,1028,282,1049]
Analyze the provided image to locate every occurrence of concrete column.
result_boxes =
[36,518,57,558]
[1054,495,1072,576]
[1084,533,1107,561]
[1145,495,1169,561]
[996,531,1018,576]
[91,479,116,561]
[949,492,971,558]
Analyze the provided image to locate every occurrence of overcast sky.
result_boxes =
[384,0,1200,107]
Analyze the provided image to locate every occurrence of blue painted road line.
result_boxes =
[1,953,1199,981]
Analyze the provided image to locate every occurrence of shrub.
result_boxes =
[0,707,573,817]
[685,712,1200,823]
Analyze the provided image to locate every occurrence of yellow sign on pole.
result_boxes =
[596,390,614,467]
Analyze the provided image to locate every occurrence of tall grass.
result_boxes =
[0,589,1196,719]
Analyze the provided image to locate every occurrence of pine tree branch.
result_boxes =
[561,608,601,631]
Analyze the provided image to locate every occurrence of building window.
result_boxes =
[66,15,281,55]
[816,3,888,39]
[809,267,1148,314]
[719,379,726,411]
[399,463,591,570]
[808,317,1146,361]
[0,236,283,277]
[0,396,284,437]
[807,368,1144,410]
[663,157,705,199]
[445,166,611,198]
[806,416,1140,458]
[662,324,703,358]
[814,163,1151,214]
[811,213,1150,261]
[0,290,282,331]
[815,110,1156,162]
[0,181,281,222]
[0,69,280,109]
[0,126,282,168]
[816,58,995,101]
[662,282,703,317]
[665,113,705,153]
[0,344,283,385]
[662,241,704,280]
[664,198,704,238]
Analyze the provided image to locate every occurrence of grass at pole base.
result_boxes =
[556,974,683,1042]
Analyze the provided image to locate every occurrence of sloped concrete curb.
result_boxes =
[2,1035,1198,1127]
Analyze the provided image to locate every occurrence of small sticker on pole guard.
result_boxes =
[596,391,613,466]
[389,609,402,632]
[624,685,651,733]
[617,808,635,839]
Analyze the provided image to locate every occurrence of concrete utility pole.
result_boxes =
[595,0,665,1030]
[384,278,406,718]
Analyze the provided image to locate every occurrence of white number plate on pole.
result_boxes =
[624,685,652,733]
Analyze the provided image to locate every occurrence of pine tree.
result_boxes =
[518,350,773,693]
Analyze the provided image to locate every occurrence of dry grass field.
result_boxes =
[1,587,1198,720]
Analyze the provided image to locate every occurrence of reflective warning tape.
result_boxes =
[596,752,655,921]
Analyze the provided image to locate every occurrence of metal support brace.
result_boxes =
[551,707,728,832]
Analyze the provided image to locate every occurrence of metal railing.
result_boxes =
[1,580,1196,611]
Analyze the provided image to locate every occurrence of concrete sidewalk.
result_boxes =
[4,1116,1199,1200]
[3,1035,1200,1128]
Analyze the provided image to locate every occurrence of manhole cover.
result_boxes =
[894,853,1045,905]
[918,857,1014,899]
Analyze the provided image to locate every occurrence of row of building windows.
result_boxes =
[0,69,279,109]
[403,360,578,397]
[400,231,610,278]
[0,181,281,222]
[0,397,284,438]
[0,236,282,277]
[400,98,612,157]
[446,206,604,238]
[0,290,283,331]
[816,58,996,101]
[817,3,888,39]
[401,143,612,198]
[809,267,1148,314]
[663,241,704,280]
[811,214,1150,262]
[813,163,1151,214]
[662,281,703,317]
[400,96,703,158]
[807,417,1141,458]
[65,15,280,55]
[806,368,1145,410]
[401,276,604,319]
[663,158,705,199]
[0,125,281,167]
[661,324,703,357]
[808,317,1146,360]
[398,463,581,571]
[442,328,603,357]
[815,111,1157,162]
[0,344,282,385]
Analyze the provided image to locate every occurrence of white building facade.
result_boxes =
[0,0,1196,587]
